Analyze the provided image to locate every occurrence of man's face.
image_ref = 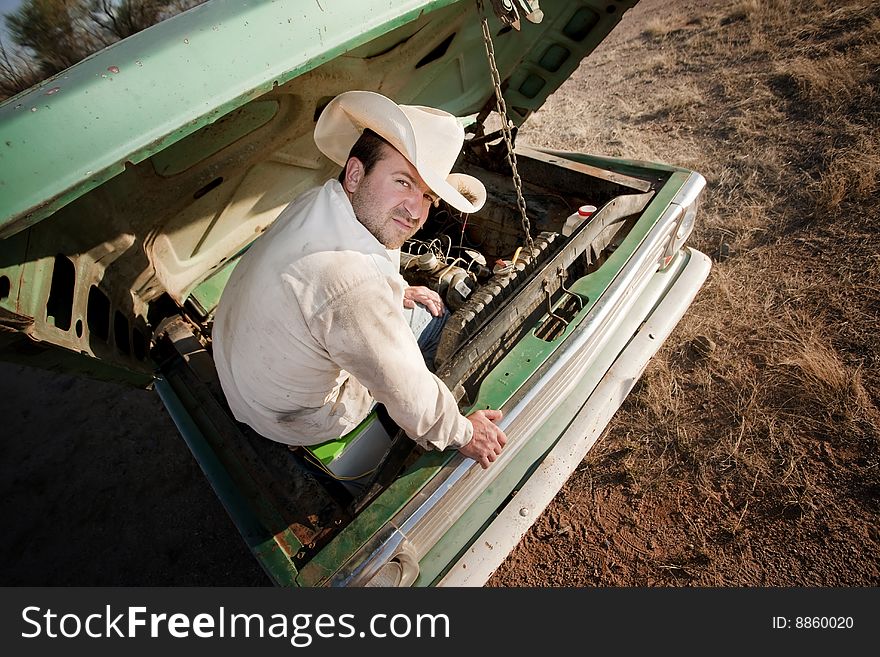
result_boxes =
[344,144,438,249]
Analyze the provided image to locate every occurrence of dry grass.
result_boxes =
[492,0,880,586]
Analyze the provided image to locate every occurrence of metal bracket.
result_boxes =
[542,278,569,329]
[557,266,583,310]
[517,0,544,24]
[542,267,583,331]
[488,0,520,29]
[487,0,543,30]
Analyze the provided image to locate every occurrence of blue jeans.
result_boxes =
[403,304,449,372]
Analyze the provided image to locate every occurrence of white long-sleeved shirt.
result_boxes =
[211,179,473,451]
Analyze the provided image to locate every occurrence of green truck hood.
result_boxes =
[0,0,637,238]
[0,0,638,381]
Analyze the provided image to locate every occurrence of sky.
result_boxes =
[0,0,23,44]
[0,0,22,22]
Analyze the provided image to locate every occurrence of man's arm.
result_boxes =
[402,287,506,467]
[311,276,506,464]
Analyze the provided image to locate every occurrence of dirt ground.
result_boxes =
[2,0,878,586]
[0,361,267,585]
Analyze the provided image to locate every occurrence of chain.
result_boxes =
[476,0,535,254]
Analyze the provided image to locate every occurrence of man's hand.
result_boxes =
[459,409,507,469]
[404,285,445,317]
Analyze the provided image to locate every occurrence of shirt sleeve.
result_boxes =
[307,274,473,452]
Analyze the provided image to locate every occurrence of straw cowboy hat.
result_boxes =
[313,90,487,214]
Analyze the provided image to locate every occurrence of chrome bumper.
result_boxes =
[438,247,712,585]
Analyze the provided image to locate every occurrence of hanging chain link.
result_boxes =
[476,0,535,254]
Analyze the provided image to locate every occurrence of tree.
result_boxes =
[5,0,105,77]
[0,35,42,99]
[0,0,205,100]
[88,1,180,40]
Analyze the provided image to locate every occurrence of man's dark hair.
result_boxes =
[337,128,390,182]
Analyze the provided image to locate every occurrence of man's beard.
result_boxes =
[350,189,417,249]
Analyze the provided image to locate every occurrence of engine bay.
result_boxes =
[395,145,657,402]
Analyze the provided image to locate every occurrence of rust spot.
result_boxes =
[107,65,120,74]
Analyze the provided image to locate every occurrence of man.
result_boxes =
[212,90,507,470]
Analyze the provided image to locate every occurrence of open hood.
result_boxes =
[0,0,638,381]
